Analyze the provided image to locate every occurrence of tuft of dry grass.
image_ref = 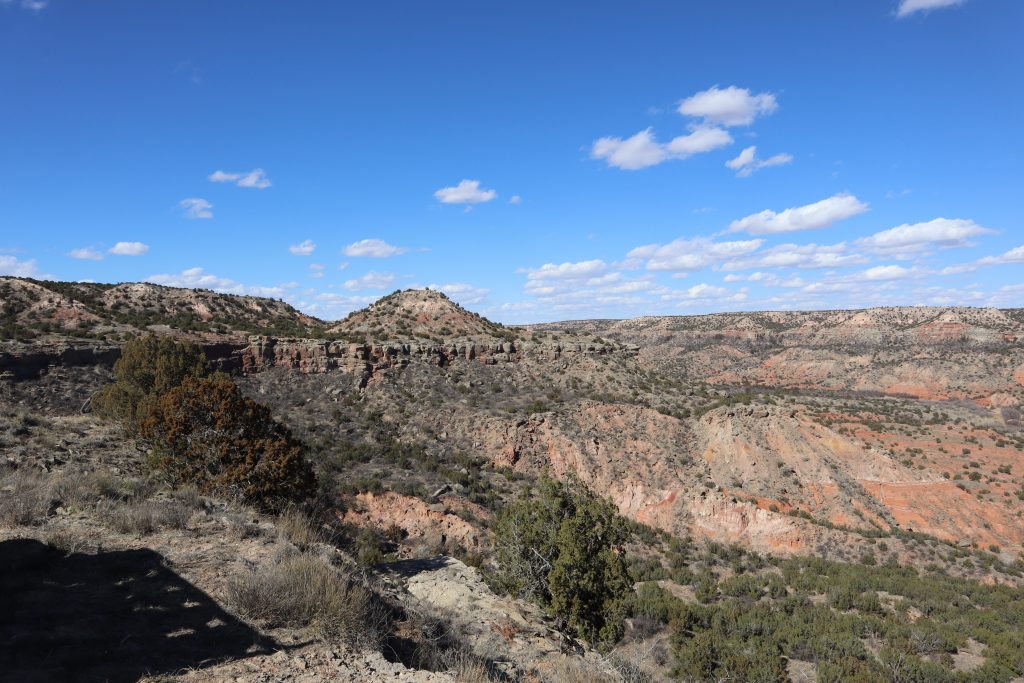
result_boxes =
[100,499,192,536]
[276,507,327,548]
[227,552,385,648]
[0,467,53,526]
[45,528,94,555]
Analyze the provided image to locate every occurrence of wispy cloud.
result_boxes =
[725,146,793,177]
[289,239,316,256]
[208,168,272,189]
[343,238,409,258]
[179,197,213,219]
[434,180,497,204]
[728,193,868,234]
[145,267,287,297]
[341,270,395,291]
[896,0,965,18]
[108,241,149,256]
[978,244,1024,265]
[69,247,104,261]
[855,218,993,254]
[627,237,763,273]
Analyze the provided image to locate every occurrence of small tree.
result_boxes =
[490,475,632,648]
[141,376,315,512]
[93,335,208,429]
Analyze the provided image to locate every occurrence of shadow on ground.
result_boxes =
[0,538,274,683]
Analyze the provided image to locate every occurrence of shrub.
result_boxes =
[228,552,383,647]
[141,376,316,512]
[92,335,208,429]
[0,467,53,526]
[490,476,632,648]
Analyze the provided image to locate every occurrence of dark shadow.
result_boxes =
[378,555,454,579]
[0,538,275,683]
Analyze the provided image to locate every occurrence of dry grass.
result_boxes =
[100,499,192,536]
[0,467,53,526]
[276,507,327,548]
[227,552,385,647]
[45,527,94,555]
[53,470,155,509]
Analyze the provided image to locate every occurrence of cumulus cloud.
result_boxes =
[856,218,993,254]
[721,242,868,271]
[208,168,272,189]
[728,193,868,234]
[661,283,749,308]
[861,264,917,281]
[179,197,213,219]
[145,267,286,297]
[0,255,40,277]
[591,126,732,170]
[508,195,522,205]
[725,146,793,177]
[978,245,1024,265]
[524,259,609,281]
[434,180,497,204]
[343,238,408,258]
[897,0,965,17]
[341,271,395,291]
[289,239,316,256]
[678,85,778,127]
[108,241,149,256]
[627,237,763,273]
[69,247,104,261]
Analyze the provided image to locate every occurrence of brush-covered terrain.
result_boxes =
[3,275,1024,682]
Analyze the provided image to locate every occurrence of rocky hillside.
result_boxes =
[0,277,325,342]
[533,306,1024,402]
[328,288,517,342]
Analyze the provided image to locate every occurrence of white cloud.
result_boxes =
[725,271,806,288]
[509,195,522,205]
[343,238,409,258]
[17,0,48,9]
[722,242,869,271]
[856,218,993,254]
[725,145,793,177]
[591,129,667,170]
[627,237,763,273]
[728,193,868,234]
[978,245,1024,265]
[524,259,608,281]
[677,85,778,127]
[179,197,213,219]
[665,126,734,157]
[108,241,149,256]
[0,255,40,277]
[426,282,490,305]
[69,247,104,261]
[309,263,325,279]
[661,283,750,308]
[145,267,286,297]
[208,168,272,189]
[591,126,732,170]
[897,0,965,17]
[289,239,316,256]
[434,179,497,204]
[861,264,916,281]
[341,271,395,291]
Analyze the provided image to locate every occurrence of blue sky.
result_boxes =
[1,0,1021,323]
